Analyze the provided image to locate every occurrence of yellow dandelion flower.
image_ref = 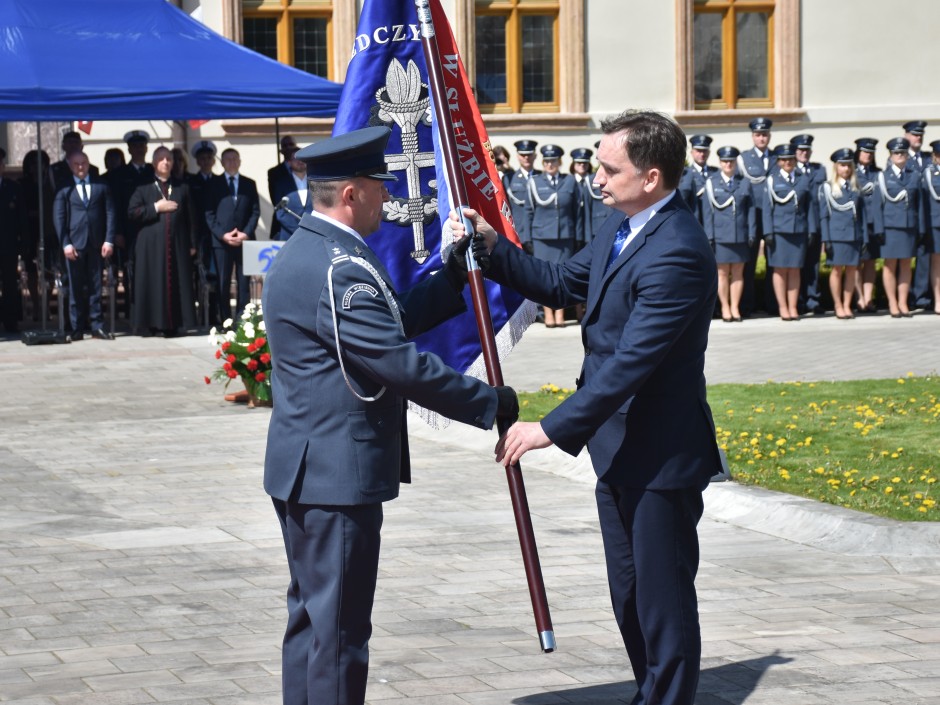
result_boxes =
[776,438,786,446]
[769,451,778,458]
[891,477,901,483]
[814,467,826,475]
[891,453,900,459]
[918,506,928,513]
[907,371,914,377]
[884,487,893,494]
[897,379,906,384]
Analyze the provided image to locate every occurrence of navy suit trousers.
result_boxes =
[66,248,105,332]
[213,245,250,322]
[595,482,704,705]
[273,498,382,705]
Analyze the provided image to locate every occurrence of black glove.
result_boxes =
[747,236,756,249]
[522,241,535,255]
[875,232,886,246]
[763,232,775,247]
[824,243,833,261]
[471,233,491,273]
[442,234,475,292]
[495,385,519,422]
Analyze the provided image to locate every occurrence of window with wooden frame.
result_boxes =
[242,0,333,80]
[474,0,560,114]
[693,0,774,110]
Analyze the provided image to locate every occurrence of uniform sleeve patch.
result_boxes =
[342,283,379,309]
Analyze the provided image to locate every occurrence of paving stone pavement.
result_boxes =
[0,310,938,705]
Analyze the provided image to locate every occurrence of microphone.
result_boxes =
[275,196,301,220]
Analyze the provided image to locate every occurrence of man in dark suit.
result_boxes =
[267,135,299,240]
[456,110,722,705]
[791,134,828,315]
[269,148,313,240]
[206,148,260,322]
[51,131,100,192]
[262,126,518,705]
[0,147,26,333]
[52,151,116,340]
[187,140,220,325]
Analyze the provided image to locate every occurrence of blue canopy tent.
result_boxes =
[0,0,343,120]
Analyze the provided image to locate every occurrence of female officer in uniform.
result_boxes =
[701,146,756,322]
[820,149,878,319]
[763,143,819,321]
[878,137,923,317]
[853,138,881,312]
[922,141,940,314]
[527,144,582,327]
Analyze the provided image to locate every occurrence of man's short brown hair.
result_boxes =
[600,110,687,191]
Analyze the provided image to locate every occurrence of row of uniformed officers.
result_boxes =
[500,119,940,324]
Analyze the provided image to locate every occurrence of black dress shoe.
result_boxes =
[70,332,84,341]
[890,312,902,319]
[92,328,114,340]
[901,311,914,318]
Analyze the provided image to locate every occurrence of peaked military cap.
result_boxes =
[790,134,815,150]
[749,117,773,132]
[716,146,740,160]
[902,120,927,135]
[930,140,940,153]
[540,144,564,159]
[688,134,713,149]
[190,140,217,158]
[854,137,878,153]
[830,148,854,163]
[513,139,538,154]
[123,130,150,144]
[570,148,593,162]
[297,126,398,181]
[772,143,796,159]
[886,137,911,152]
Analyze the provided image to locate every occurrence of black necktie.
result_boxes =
[228,176,236,197]
[80,180,88,205]
[606,217,631,272]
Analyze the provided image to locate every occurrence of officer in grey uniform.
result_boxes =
[738,117,773,315]
[904,120,933,310]
[571,147,615,244]
[503,139,539,252]
[791,134,828,315]
[262,126,519,705]
[677,134,713,223]
[854,137,882,312]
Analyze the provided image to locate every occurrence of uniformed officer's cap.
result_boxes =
[296,126,398,182]
[540,144,564,160]
[930,140,940,153]
[570,148,593,162]
[772,143,796,159]
[886,137,911,153]
[190,140,217,158]
[749,117,773,132]
[854,137,878,153]
[123,130,150,144]
[716,146,740,161]
[790,134,814,150]
[902,120,927,136]
[830,148,854,163]
[513,139,538,155]
[689,134,713,149]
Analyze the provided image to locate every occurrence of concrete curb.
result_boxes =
[409,413,940,557]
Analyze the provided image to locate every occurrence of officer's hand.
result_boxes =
[522,241,535,255]
[824,243,833,261]
[442,234,473,291]
[495,385,519,422]
[747,236,756,249]
[449,207,498,251]
[875,232,886,246]
[763,233,775,247]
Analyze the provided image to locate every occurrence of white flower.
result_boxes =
[225,331,237,342]
[222,318,233,329]
[245,302,257,314]
[258,320,266,332]
[243,324,255,339]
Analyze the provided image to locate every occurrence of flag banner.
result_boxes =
[77,121,93,134]
[188,119,210,129]
[333,0,535,425]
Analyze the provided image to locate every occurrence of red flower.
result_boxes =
[214,349,222,359]
[227,369,238,379]
[221,341,231,352]
[247,343,256,354]
[255,372,267,382]
[227,354,237,363]
[260,352,271,364]
[223,362,232,372]
[204,376,211,385]
[247,359,259,371]
[255,337,266,347]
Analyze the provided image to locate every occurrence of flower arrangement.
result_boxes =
[206,302,272,405]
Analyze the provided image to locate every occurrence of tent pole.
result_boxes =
[36,122,48,332]
[274,117,281,161]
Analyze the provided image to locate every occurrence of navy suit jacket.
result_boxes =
[262,213,498,506]
[267,162,295,240]
[273,187,313,240]
[205,174,261,247]
[487,193,722,489]
[52,178,115,251]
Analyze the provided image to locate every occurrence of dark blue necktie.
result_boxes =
[606,217,631,272]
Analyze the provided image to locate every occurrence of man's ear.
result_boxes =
[644,167,661,192]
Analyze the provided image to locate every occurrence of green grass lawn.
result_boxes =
[519,376,940,521]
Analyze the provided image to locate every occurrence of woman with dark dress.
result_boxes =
[853,138,881,312]
[127,146,196,335]
[701,146,756,322]
[922,142,940,314]
[877,137,923,318]
[819,149,879,319]
[763,143,819,321]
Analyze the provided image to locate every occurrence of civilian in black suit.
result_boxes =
[51,131,99,193]
[207,148,260,321]
[457,110,722,705]
[0,148,26,333]
[187,140,220,325]
[52,152,116,340]
[267,135,298,240]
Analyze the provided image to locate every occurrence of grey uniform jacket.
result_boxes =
[262,213,498,506]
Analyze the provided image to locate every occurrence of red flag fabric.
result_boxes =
[77,121,93,134]
[428,0,522,247]
[188,119,209,129]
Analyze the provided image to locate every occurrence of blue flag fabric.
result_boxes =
[333,0,533,415]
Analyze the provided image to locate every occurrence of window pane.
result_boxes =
[521,15,554,103]
[475,16,507,104]
[243,17,278,62]
[293,17,329,77]
[693,12,723,102]
[736,12,769,99]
